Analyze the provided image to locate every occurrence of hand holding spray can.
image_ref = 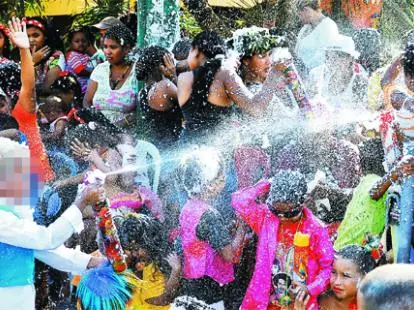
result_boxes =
[271,48,313,119]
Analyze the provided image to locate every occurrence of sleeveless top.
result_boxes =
[139,84,183,148]
[180,69,233,141]
[0,205,35,287]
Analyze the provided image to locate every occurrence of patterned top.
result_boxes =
[90,61,138,124]
[66,51,92,94]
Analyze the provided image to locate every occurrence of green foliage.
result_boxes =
[179,3,202,38]
[71,0,129,30]
[0,0,43,23]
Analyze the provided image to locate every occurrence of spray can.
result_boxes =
[293,232,310,285]
[271,48,313,118]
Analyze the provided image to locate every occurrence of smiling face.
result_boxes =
[330,256,362,301]
[103,38,128,65]
[27,26,46,51]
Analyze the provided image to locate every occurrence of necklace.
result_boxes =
[109,63,131,90]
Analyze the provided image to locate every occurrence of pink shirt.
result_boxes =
[232,181,334,310]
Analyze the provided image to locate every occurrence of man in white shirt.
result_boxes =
[0,18,104,310]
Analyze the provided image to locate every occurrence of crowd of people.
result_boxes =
[1,0,414,309]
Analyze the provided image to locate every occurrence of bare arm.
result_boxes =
[41,119,67,142]
[83,80,98,108]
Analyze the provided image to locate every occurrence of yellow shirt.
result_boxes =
[126,263,170,310]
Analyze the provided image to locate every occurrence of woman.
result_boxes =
[0,23,10,61]
[177,30,288,143]
[83,24,138,131]
[24,17,65,95]
[294,0,339,74]
[136,46,183,148]
[313,245,377,310]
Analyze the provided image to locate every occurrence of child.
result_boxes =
[50,71,83,110]
[39,95,69,149]
[66,28,93,94]
[232,170,334,309]
[120,214,181,309]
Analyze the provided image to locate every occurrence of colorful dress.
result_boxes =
[35,50,65,87]
[90,61,138,124]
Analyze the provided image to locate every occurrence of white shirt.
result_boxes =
[0,204,90,310]
[295,17,339,71]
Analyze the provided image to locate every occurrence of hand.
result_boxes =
[70,138,93,160]
[165,253,182,274]
[289,282,309,300]
[294,288,311,310]
[31,45,51,65]
[75,184,105,211]
[8,17,30,49]
[87,149,101,164]
[160,54,176,78]
[87,256,108,269]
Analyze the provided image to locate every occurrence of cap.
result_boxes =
[325,35,360,59]
[93,17,123,30]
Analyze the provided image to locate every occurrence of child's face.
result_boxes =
[330,256,362,301]
[71,32,89,53]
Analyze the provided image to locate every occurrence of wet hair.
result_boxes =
[298,0,321,10]
[135,45,169,81]
[336,245,376,275]
[0,113,18,130]
[358,264,414,310]
[0,27,10,58]
[190,31,226,108]
[104,24,135,49]
[267,170,307,206]
[0,60,21,106]
[49,73,82,109]
[24,17,64,54]
[358,138,385,176]
[39,95,67,115]
[73,108,124,135]
[172,39,192,61]
[119,214,171,275]
[64,122,118,153]
[402,43,414,78]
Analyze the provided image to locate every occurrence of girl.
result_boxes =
[83,24,138,130]
[120,214,181,309]
[66,28,93,94]
[24,17,65,96]
[50,71,83,110]
[136,45,183,149]
[178,30,289,143]
[315,245,377,310]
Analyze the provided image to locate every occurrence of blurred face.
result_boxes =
[405,72,414,93]
[57,91,75,108]
[27,26,46,51]
[299,6,314,25]
[0,157,40,204]
[71,32,88,53]
[123,242,150,272]
[187,47,201,70]
[99,28,108,48]
[330,256,362,301]
[244,52,271,82]
[325,51,354,73]
[103,38,128,65]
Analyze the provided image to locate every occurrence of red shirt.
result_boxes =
[12,101,55,182]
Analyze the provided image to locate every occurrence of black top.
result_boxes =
[139,84,183,148]
[180,70,233,142]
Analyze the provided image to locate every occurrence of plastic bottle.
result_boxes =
[293,232,310,285]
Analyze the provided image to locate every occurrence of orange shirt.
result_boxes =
[11,101,55,182]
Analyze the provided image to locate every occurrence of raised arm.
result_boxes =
[8,17,36,113]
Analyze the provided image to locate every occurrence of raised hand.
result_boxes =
[32,45,52,65]
[8,17,30,49]
[160,54,176,78]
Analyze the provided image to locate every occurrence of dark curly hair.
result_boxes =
[67,27,90,46]
[50,73,82,108]
[119,214,171,276]
[336,245,377,275]
[135,45,169,81]
[104,24,135,49]
[358,138,385,176]
[190,31,226,109]
[403,43,414,78]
